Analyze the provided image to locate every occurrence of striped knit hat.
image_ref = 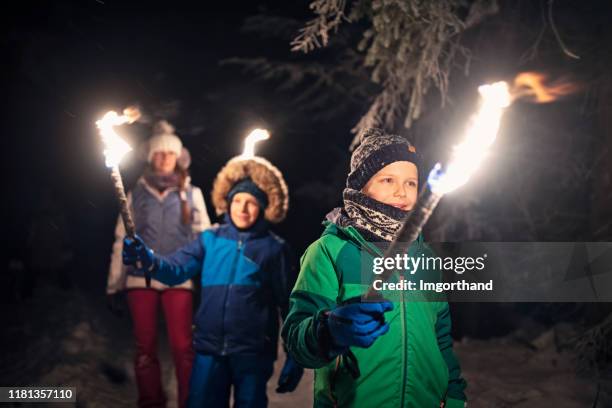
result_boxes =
[346,128,419,190]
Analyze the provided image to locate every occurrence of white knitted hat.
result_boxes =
[147,120,183,162]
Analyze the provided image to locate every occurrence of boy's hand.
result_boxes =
[122,235,154,271]
[276,355,303,393]
[327,301,393,348]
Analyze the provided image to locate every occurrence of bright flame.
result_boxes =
[512,72,578,103]
[241,128,270,159]
[96,107,141,168]
[428,81,511,195]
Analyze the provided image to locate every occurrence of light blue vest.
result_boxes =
[129,181,196,277]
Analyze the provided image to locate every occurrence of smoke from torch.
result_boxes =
[366,72,579,299]
[96,106,152,287]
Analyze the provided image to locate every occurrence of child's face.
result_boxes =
[362,161,418,211]
[230,192,261,229]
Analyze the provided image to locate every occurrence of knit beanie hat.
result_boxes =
[148,120,183,162]
[346,128,419,190]
[227,178,269,210]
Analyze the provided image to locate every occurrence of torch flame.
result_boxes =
[512,72,578,103]
[96,107,141,168]
[241,128,270,159]
[428,81,511,195]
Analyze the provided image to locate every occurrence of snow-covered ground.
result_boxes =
[0,284,609,407]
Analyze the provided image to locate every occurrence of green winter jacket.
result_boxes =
[281,221,467,408]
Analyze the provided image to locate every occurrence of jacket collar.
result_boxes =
[221,212,270,240]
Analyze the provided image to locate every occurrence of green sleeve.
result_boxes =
[436,302,468,402]
[281,238,341,368]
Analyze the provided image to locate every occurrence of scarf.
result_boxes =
[143,167,182,191]
[332,188,412,242]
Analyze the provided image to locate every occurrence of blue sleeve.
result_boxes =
[152,235,205,286]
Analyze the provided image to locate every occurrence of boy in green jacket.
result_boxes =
[282,128,467,407]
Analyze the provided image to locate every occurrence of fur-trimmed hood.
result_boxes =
[211,156,289,223]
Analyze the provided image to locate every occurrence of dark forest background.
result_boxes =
[3,1,612,405]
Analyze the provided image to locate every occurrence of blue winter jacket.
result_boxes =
[151,214,296,357]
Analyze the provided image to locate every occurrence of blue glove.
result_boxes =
[122,235,154,271]
[276,355,304,393]
[327,301,393,349]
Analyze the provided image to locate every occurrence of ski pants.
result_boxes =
[127,288,195,408]
[187,352,274,408]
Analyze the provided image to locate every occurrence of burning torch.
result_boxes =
[366,71,579,298]
[96,107,152,287]
[240,128,270,159]
[366,81,512,299]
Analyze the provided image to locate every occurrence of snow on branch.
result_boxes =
[291,0,351,53]
[293,0,499,148]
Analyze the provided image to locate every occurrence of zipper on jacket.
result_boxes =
[220,238,243,355]
[399,273,408,408]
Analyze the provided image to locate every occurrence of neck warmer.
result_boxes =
[334,188,412,242]
[144,167,182,192]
